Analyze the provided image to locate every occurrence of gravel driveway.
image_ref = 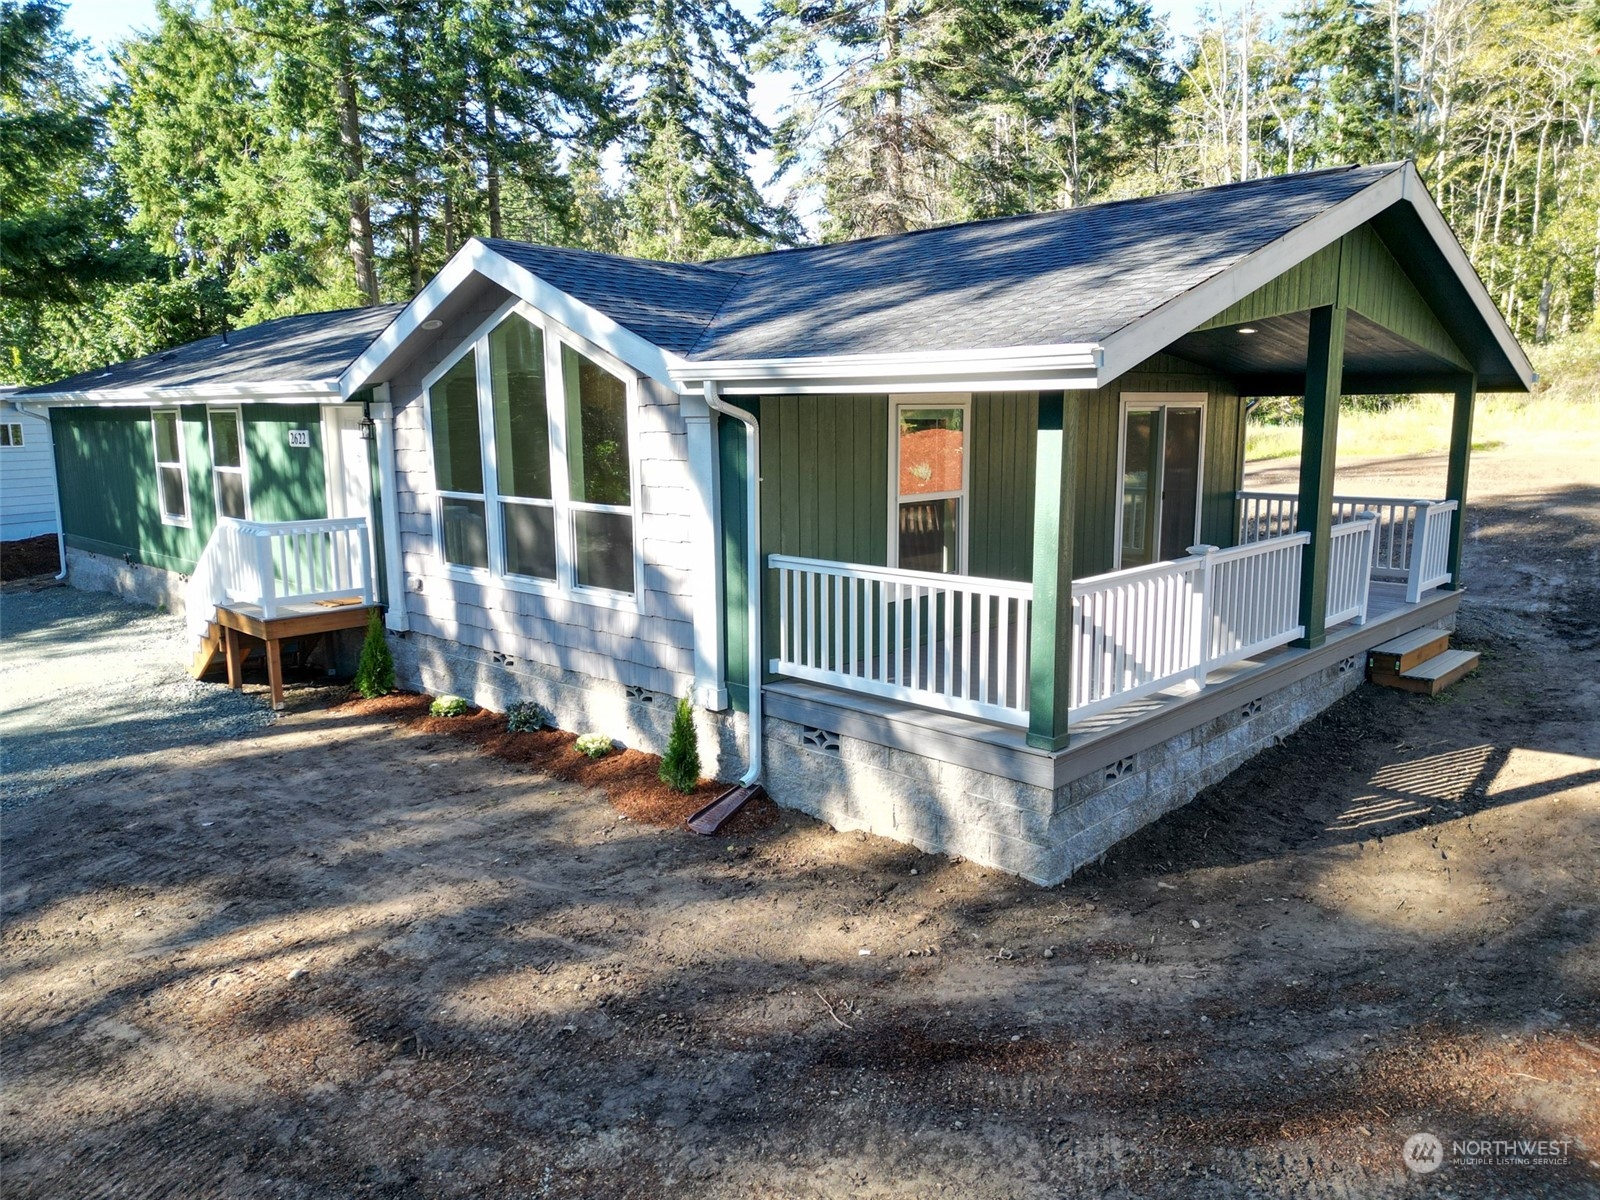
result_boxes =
[0,586,272,809]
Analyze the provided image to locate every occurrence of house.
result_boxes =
[14,161,1533,883]
[0,387,61,552]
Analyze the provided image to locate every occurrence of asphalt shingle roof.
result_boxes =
[484,163,1400,362]
[16,304,405,397]
[18,164,1404,396]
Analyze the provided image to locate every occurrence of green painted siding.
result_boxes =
[1070,355,1244,577]
[718,407,753,711]
[722,368,1245,692]
[968,392,1038,582]
[1199,225,1469,369]
[758,394,889,565]
[241,404,328,522]
[53,403,329,574]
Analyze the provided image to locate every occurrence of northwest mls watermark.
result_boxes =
[1403,1132,1574,1173]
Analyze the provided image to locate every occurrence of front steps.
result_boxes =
[1368,627,1480,696]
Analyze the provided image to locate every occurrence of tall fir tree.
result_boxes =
[613,0,794,259]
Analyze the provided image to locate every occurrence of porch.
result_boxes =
[187,516,379,708]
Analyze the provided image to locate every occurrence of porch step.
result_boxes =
[1370,647,1481,696]
[189,622,224,679]
[1367,627,1452,675]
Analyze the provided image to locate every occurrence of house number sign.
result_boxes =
[288,429,311,448]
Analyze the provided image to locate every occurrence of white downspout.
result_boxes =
[17,403,67,580]
[700,380,762,788]
[370,383,409,632]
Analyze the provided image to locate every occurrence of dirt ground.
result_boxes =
[2,435,1597,1199]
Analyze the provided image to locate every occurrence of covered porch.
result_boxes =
[741,296,1482,759]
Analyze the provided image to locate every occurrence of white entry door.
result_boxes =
[323,405,372,521]
[322,405,375,593]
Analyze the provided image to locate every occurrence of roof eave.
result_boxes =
[674,345,1104,395]
[1095,163,1535,392]
[339,239,690,396]
[14,380,344,406]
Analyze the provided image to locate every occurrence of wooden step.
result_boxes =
[1367,627,1452,675]
[1371,648,1480,696]
[189,622,224,679]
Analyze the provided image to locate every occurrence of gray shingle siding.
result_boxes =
[389,292,700,700]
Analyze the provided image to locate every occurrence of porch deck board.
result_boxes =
[763,583,1459,791]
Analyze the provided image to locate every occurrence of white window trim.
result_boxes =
[1112,392,1208,570]
[150,407,192,528]
[0,422,22,447]
[888,393,972,574]
[419,298,643,611]
[206,405,251,520]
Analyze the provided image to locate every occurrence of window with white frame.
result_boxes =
[151,408,190,526]
[891,398,969,574]
[0,422,22,447]
[207,408,250,519]
[425,308,637,598]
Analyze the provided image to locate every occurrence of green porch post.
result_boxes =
[1295,304,1347,648]
[1027,391,1078,752]
[1443,373,1478,590]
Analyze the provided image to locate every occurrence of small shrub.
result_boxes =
[429,694,469,718]
[507,700,553,733]
[353,609,395,698]
[575,733,613,758]
[658,696,701,793]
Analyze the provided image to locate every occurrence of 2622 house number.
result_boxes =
[288,430,311,448]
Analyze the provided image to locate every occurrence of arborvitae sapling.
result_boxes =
[658,695,701,793]
[352,608,395,698]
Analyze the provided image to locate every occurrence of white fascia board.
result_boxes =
[1096,168,1409,384]
[675,344,1102,396]
[339,239,689,396]
[15,381,341,406]
[1398,164,1536,389]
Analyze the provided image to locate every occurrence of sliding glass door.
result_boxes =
[1118,396,1205,569]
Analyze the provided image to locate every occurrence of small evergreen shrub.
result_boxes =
[352,609,395,698]
[429,694,469,718]
[658,696,701,793]
[575,733,613,758]
[507,700,553,733]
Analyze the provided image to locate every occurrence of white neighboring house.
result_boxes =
[0,388,60,544]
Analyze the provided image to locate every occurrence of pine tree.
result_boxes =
[613,0,793,259]
[353,608,396,698]
[658,695,701,793]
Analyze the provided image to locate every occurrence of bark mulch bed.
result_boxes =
[1,534,61,582]
[338,690,779,836]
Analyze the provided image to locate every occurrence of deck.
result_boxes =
[764,582,1461,792]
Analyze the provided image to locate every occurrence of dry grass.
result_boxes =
[1245,325,1600,461]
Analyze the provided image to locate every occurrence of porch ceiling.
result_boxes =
[1166,310,1471,396]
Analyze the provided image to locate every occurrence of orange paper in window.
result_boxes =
[899,422,964,495]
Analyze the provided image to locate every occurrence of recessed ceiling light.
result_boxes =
[421,318,443,331]
[1238,326,1258,335]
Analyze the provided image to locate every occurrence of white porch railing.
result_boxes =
[767,555,1034,725]
[1070,535,1311,719]
[769,524,1379,727]
[1325,513,1379,626]
[186,516,375,635]
[1238,491,1458,602]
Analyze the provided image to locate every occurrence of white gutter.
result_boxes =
[15,402,67,580]
[369,385,409,632]
[701,380,762,788]
[14,382,341,407]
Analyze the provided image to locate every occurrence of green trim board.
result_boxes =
[718,404,755,711]
[1199,224,1469,370]
[52,403,329,575]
